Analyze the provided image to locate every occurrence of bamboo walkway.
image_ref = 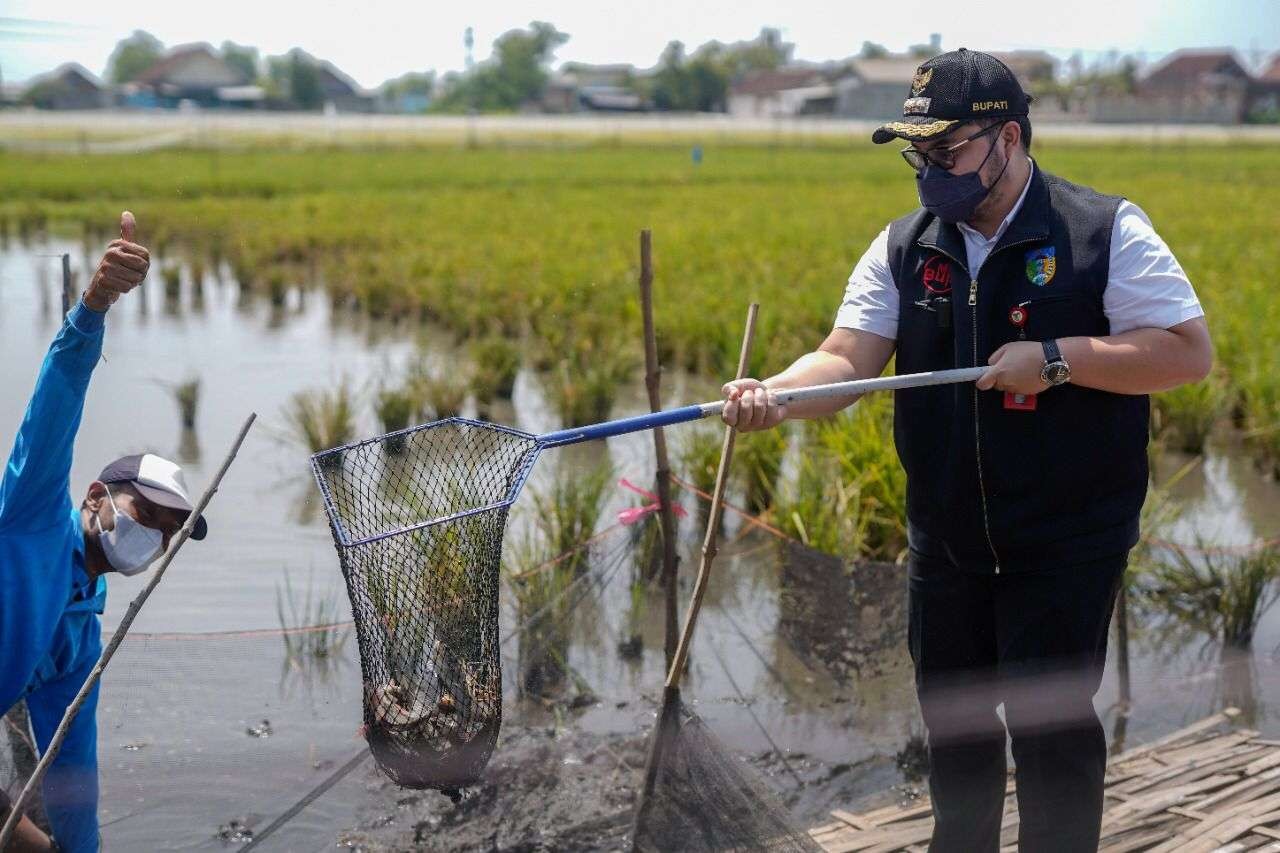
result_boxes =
[810,708,1280,852]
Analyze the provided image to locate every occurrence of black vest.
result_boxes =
[887,168,1148,572]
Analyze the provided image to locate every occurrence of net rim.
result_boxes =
[309,415,542,548]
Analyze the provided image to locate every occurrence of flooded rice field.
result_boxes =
[2,238,1280,850]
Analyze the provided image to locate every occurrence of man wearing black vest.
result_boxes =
[721,49,1212,852]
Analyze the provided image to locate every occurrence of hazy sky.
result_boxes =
[3,0,1279,86]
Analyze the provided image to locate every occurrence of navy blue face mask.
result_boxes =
[915,132,1011,224]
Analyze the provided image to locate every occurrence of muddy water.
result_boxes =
[3,239,1280,849]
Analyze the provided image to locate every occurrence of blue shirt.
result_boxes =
[1,300,108,853]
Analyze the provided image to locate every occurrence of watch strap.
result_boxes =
[1042,338,1063,365]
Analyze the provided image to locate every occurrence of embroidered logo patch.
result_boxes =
[911,68,933,96]
[903,96,931,115]
[1025,246,1056,286]
[922,254,953,294]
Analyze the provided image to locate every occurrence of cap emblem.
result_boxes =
[903,96,931,115]
[911,68,932,96]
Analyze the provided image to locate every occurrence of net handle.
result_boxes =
[665,303,759,688]
[536,366,986,447]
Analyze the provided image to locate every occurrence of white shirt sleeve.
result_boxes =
[1104,200,1204,335]
[834,226,899,339]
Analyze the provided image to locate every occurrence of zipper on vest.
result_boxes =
[969,277,1001,573]
[968,235,1048,573]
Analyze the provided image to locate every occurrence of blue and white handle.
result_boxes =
[537,366,987,447]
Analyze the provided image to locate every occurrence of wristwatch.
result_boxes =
[1040,339,1071,386]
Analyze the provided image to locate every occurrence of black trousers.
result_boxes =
[907,549,1127,853]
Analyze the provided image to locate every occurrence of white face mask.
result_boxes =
[94,486,164,576]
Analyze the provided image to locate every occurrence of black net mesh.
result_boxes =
[311,418,541,791]
[633,689,823,853]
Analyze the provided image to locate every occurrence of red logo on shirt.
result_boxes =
[922,255,953,294]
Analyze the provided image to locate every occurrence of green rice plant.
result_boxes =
[470,336,521,402]
[737,425,789,514]
[524,459,614,577]
[542,347,634,428]
[1238,361,1280,478]
[266,268,288,307]
[375,383,419,453]
[773,394,907,562]
[1151,372,1231,455]
[160,264,181,303]
[286,385,356,453]
[6,140,1279,477]
[504,528,577,699]
[171,378,200,430]
[1140,542,1280,649]
[677,422,723,499]
[189,256,206,291]
[618,577,647,660]
[408,360,468,419]
[275,569,351,662]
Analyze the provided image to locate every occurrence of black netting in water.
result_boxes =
[634,694,822,853]
[312,418,541,790]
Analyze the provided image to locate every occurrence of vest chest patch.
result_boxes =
[1025,246,1057,286]
[922,253,955,294]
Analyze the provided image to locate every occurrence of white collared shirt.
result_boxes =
[834,161,1204,338]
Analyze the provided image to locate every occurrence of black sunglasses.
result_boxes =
[901,122,1004,173]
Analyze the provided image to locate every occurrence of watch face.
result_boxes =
[1046,362,1070,385]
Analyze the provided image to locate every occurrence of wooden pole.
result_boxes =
[665,302,758,688]
[61,253,74,317]
[638,229,680,672]
[632,304,759,848]
[0,413,257,850]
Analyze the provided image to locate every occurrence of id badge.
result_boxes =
[1004,391,1037,411]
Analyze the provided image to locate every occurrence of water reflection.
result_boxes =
[177,427,201,464]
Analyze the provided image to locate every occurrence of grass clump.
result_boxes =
[471,336,521,403]
[409,361,468,419]
[524,460,614,576]
[287,385,356,453]
[737,426,789,514]
[172,378,200,430]
[774,394,906,561]
[1140,542,1280,649]
[543,348,634,428]
[276,569,351,662]
[1152,373,1231,455]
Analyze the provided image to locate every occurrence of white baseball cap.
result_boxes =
[98,453,207,540]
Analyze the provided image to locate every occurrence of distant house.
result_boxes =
[132,44,259,108]
[1110,49,1253,123]
[317,62,376,113]
[542,65,646,113]
[991,51,1058,89]
[1139,49,1251,98]
[22,63,106,110]
[728,67,834,118]
[834,58,921,119]
[1247,54,1280,120]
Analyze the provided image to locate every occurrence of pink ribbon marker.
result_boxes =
[616,478,688,525]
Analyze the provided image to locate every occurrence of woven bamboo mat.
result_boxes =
[810,708,1280,852]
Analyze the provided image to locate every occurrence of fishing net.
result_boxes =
[310,418,542,791]
[633,688,823,853]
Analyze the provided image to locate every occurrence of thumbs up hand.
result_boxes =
[84,211,150,312]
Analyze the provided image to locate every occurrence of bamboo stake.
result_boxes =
[0,413,257,850]
[638,229,680,671]
[665,302,758,687]
[632,304,758,849]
